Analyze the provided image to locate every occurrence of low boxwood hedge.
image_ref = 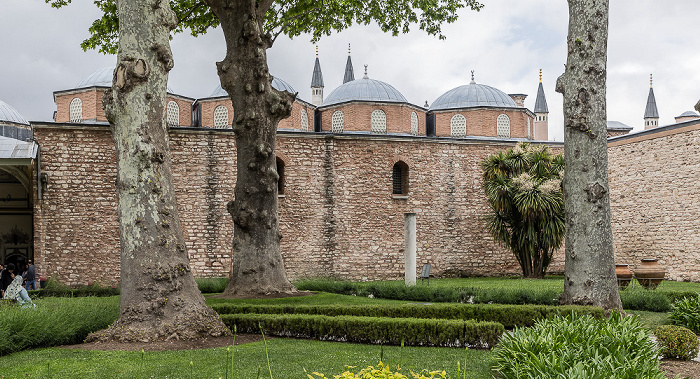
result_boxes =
[220,313,504,348]
[212,303,603,329]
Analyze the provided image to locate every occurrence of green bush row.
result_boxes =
[195,277,229,294]
[212,303,603,329]
[220,313,504,348]
[28,279,120,298]
[0,296,119,356]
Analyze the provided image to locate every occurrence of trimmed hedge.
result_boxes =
[212,303,604,329]
[220,313,504,348]
[28,279,119,298]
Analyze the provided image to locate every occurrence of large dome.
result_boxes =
[0,99,29,125]
[323,77,407,106]
[76,66,175,92]
[208,76,296,98]
[429,81,517,111]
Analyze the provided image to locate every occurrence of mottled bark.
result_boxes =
[556,0,622,310]
[206,0,296,297]
[88,0,229,342]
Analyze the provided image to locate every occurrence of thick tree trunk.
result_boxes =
[88,0,229,342]
[207,0,296,298]
[556,0,622,310]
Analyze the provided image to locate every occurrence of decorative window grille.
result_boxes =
[450,114,466,137]
[392,161,409,195]
[69,98,83,123]
[213,105,229,128]
[331,111,344,133]
[371,109,387,134]
[300,109,309,132]
[166,101,179,127]
[497,114,510,138]
[410,112,418,136]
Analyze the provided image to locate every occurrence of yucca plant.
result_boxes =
[482,142,565,278]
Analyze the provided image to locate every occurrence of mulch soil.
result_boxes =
[661,359,700,379]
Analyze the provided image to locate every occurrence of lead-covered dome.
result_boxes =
[76,66,175,92]
[323,77,407,106]
[208,76,296,98]
[429,81,517,111]
[0,99,29,125]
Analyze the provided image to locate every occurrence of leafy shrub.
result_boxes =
[221,313,504,348]
[306,362,447,379]
[619,287,672,312]
[29,278,120,298]
[668,294,700,335]
[492,313,664,378]
[195,277,229,294]
[212,303,603,329]
[654,325,700,360]
[0,296,119,355]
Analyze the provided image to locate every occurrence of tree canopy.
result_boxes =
[47,0,484,54]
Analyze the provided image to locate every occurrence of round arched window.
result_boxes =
[331,111,344,133]
[371,109,387,134]
[213,105,229,128]
[69,98,83,123]
[497,114,510,138]
[450,114,466,137]
[167,101,179,127]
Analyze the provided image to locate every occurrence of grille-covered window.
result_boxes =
[371,109,387,134]
[332,111,344,133]
[69,98,83,123]
[214,105,229,128]
[167,101,179,127]
[410,112,418,136]
[392,161,409,195]
[300,109,309,132]
[450,114,466,137]
[497,114,510,138]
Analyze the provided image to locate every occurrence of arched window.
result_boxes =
[167,101,179,127]
[331,110,344,133]
[69,98,83,123]
[392,161,409,195]
[213,105,229,128]
[450,114,466,137]
[410,112,418,136]
[300,109,309,132]
[371,109,387,134]
[276,157,285,195]
[497,114,510,138]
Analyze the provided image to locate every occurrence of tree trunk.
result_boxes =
[207,0,296,298]
[88,0,230,342]
[556,0,622,310]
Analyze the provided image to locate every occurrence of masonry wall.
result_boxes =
[319,103,426,135]
[608,121,700,282]
[433,108,532,139]
[33,124,566,286]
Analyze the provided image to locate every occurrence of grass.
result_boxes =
[0,339,494,379]
[205,292,412,306]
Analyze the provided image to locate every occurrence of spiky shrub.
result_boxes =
[654,325,700,360]
[492,313,664,379]
[482,142,564,278]
[668,294,700,335]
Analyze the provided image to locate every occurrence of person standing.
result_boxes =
[25,260,36,291]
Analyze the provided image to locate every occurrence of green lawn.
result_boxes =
[0,339,493,379]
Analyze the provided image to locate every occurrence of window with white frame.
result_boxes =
[331,110,344,133]
[69,98,83,123]
[410,112,418,136]
[450,114,466,137]
[213,105,229,128]
[497,114,510,138]
[167,101,179,127]
[300,109,309,132]
[371,109,387,134]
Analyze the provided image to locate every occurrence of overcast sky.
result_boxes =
[1,0,698,141]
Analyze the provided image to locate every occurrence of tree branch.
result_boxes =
[256,0,275,18]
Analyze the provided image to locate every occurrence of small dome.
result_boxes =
[429,82,517,111]
[76,66,175,92]
[323,77,407,106]
[208,76,296,98]
[0,99,29,125]
[677,110,699,117]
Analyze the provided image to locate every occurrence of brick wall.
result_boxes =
[608,121,700,282]
[319,103,426,135]
[433,108,532,138]
[33,124,566,285]
[55,89,106,123]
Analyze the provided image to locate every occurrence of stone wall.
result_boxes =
[608,120,700,282]
[33,123,566,285]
